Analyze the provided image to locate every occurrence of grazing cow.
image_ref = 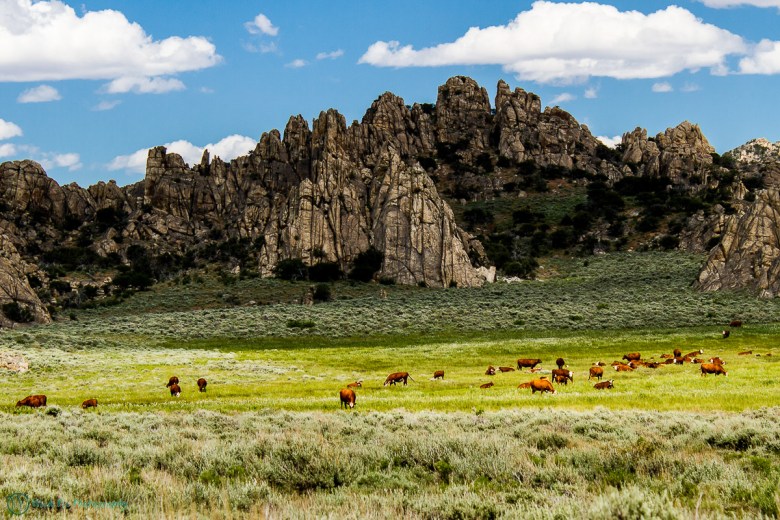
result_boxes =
[517,381,532,389]
[16,395,47,408]
[553,374,570,385]
[622,352,641,362]
[485,365,496,376]
[166,376,179,388]
[614,364,634,372]
[730,320,743,328]
[498,366,515,373]
[384,372,414,386]
[81,398,98,409]
[686,349,704,358]
[709,357,725,366]
[722,330,730,339]
[556,357,565,369]
[589,366,604,381]
[347,380,363,388]
[339,388,356,409]
[738,350,752,356]
[433,370,444,380]
[673,348,682,358]
[169,383,181,397]
[197,378,208,392]
[551,368,574,383]
[480,382,495,389]
[594,380,614,390]
[700,363,728,376]
[529,379,556,394]
[516,358,542,370]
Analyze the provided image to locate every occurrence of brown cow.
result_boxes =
[551,368,574,383]
[738,350,752,356]
[347,380,363,388]
[644,362,661,369]
[517,358,542,370]
[166,376,179,388]
[729,320,743,328]
[517,381,532,389]
[660,353,674,359]
[722,330,730,339]
[686,349,704,358]
[589,366,604,381]
[498,366,515,373]
[433,370,444,380]
[556,357,565,369]
[553,374,570,385]
[169,383,181,397]
[339,388,356,409]
[81,398,98,409]
[485,366,497,376]
[663,358,676,365]
[529,379,556,394]
[709,357,725,366]
[16,395,46,408]
[480,382,495,389]
[384,372,414,386]
[197,378,208,392]
[622,352,641,362]
[673,348,682,358]
[594,380,614,390]
[614,364,634,372]
[700,363,727,376]
[593,361,607,366]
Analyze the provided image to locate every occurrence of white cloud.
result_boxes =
[285,59,308,69]
[550,92,575,104]
[104,76,185,94]
[0,118,23,140]
[739,39,780,74]
[359,2,747,83]
[652,82,674,92]
[108,135,257,174]
[244,13,278,36]
[584,87,598,99]
[681,82,701,92]
[92,100,122,111]
[316,50,344,60]
[17,84,61,103]
[696,0,780,7]
[597,135,622,148]
[0,0,221,82]
[49,152,82,171]
[0,143,17,157]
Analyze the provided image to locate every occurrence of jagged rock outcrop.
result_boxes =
[0,234,50,325]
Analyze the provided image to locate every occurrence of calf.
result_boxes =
[553,374,570,385]
[169,383,181,397]
[614,364,634,372]
[516,358,542,370]
[81,398,98,409]
[589,366,604,381]
[485,365,497,376]
[197,378,208,392]
[529,379,556,394]
[433,370,444,380]
[729,320,743,328]
[16,395,47,408]
[686,349,704,358]
[593,380,614,390]
[556,357,565,369]
[700,363,727,376]
[339,388,356,409]
[384,372,414,386]
[517,381,532,389]
[722,330,730,339]
[551,368,574,383]
[738,350,752,356]
[480,382,494,389]
[498,366,515,373]
[622,352,641,362]
[347,380,363,388]
[593,361,606,366]
[166,376,179,388]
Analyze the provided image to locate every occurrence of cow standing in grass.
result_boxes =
[339,388,356,409]
[384,372,414,386]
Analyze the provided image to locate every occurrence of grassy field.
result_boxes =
[1,251,780,518]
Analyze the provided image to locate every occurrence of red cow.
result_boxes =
[556,357,565,369]
[498,366,515,373]
[516,359,542,370]
[433,371,444,380]
[166,376,179,388]
[709,357,725,366]
[738,350,752,356]
[529,379,556,394]
[551,368,574,383]
[700,363,727,376]
[197,378,208,392]
[81,398,98,409]
[729,320,742,327]
[169,383,181,397]
[485,366,497,376]
[589,366,604,381]
[614,364,634,372]
[384,372,414,386]
[517,381,532,389]
[622,352,641,362]
[347,380,363,388]
[339,388,356,409]
[594,380,614,390]
[16,395,47,408]
[480,382,494,389]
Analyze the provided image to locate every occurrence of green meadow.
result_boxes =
[1,252,779,518]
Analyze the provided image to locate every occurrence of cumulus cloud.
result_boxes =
[681,82,701,92]
[17,84,61,103]
[739,39,780,74]
[104,76,185,94]
[359,2,747,83]
[696,0,780,7]
[92,100,122,111]
[285,59,308,69]
[584,87,598,99]
[652,82,674,92]
[0,0,221,82]
[108,135,257,174]
[597,135,622,148]
[42,152,82,171]
[244,13,279,36]
[0,118,23,140]
[316,49,344,60]
[550,92,575,104]
[0,143,17,157]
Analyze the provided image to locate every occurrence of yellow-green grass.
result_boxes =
[3,324,778,414]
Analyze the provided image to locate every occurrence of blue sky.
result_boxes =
[1,0,779,187]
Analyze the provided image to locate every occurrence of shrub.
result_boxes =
[503,258,539,279]
[308,262,343,283]
[348,247,384,282]
[2,301,34,323]
[287,319,315,329]
[274,258,308,281]
[313,284,332,303]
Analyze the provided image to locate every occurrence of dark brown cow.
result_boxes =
[622,352,641,362]
[551,368,574,383]
[738,350,752,356]
[169,383,181,397]
[553,374,571,385]
[660,353,674,359]
[673,348,682,358]
[347,380,363,388]
[498,366,515,373]
[686,349,704,358]
[663,358,676,365]
[384,372,414,386]
[589,366,604,381]
[166,376,179,388]
[529,379,556,394]
[722,330,730,339]
[485,365,497,376]
[700,363,728,376]
[433,370,444,380]
[197,378,207,392]
[729,320,743,328]
[614,364,634,372]
[516,358,542,370]
[16,395,46,408]
[709,357,725,366]
[644,362,661,369]
[693,358,705,364]
[81,398,98,409]
[594,380,614,390]
[556,357,565,369]
[480,382,495,389]
[339,388,356,409]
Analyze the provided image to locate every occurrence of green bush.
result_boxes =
[2,301,34,323]
[274,258,308,281]
[308,262,343,283]
[313,284,332,303]
[348,247,384,282]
